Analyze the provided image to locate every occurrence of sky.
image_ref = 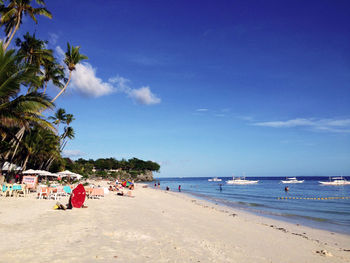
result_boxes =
[5,0,350,177]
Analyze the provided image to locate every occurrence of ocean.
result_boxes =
[151,176,350,234]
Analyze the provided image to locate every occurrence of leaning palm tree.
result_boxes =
[51,42,88,103]
[0,0,52,51]
[60,126,74,151]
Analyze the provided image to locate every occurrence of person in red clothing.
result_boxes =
[178,185,181,192]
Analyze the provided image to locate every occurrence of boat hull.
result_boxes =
[281,180,304,184]
[226,180,258,185]
[319,181,350,186]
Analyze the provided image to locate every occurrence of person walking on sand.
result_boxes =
[158,181,160,189]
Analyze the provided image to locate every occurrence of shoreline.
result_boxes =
[158,186,350,248]
[0,182,349,262]
[175,188,350,236]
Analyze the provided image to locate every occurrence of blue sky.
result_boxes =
[7,0,350,177]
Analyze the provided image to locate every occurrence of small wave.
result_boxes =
[237,201,265,207]
[282,213,329,223]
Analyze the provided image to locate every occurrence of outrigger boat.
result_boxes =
[319,177,350,186]
[226,176,258,185]
[208,177,222,182]
[281,177,304,184]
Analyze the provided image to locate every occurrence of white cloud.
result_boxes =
[72,63,115,97]
[62,150,84,158]
[253,118,350,133]
[109,76,131,93]
[129,86,161,105]
[196,108,209,112]
[54,45,161,104]
[49,33,59,45]
[55,45,65,61]
[109,76,161,105]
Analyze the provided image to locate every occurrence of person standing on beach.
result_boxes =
[158,181,160,188]
[154,182,157,188]
[178,185,181,192]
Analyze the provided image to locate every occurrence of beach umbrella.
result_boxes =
[22,169,39,174]
[56,170,83,180]
[71,184,86,208]
[2,162,21,171]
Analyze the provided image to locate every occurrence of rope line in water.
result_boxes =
[277,196,350,200]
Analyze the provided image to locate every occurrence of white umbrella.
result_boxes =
[2,162,21,171]
[22,169,39,174]
[37,170,58,177]
[57,170,82,180]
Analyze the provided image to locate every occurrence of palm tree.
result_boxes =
[60,126,74,151]
[0,44,54,166]
[51,43,88,103]
[16,32,54,69]
[0,0,52,51]
[20,125,59,170]
[0,45,53,132]
[41,59,65,94]
[65,113,74,126]
[48,108,66,130]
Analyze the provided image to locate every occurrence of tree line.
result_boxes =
[77,157,160,172]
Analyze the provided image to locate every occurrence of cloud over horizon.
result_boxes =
[62,149,85,158]
[253,118,350,133]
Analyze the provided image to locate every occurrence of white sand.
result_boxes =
[0,183,349,263]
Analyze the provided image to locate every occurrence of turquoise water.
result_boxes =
[152,176,350,234]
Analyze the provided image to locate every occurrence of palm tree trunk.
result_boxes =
[22,153,30,171]
[4,127,25,161]
[3,14,21,51]
[51,71,72,103]
[43,81,48,95]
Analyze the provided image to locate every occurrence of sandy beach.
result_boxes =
[0,182,349,263]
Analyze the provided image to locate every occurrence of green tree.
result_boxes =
[51,43,88,103]
[0,0,52,51]
[16,32,53,69]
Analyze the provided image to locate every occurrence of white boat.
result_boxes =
[226,177,258,185]
[319,177,350,186]
[208,177,222,182]
[281,177,304,184]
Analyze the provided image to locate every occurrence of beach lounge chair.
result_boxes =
[89,188,104,199]
[63,186,72,196]
[16,184,27,197]
[37,187,49,199]
[12,184,22,197]
[3,184,13,197]
[50,186,66,200]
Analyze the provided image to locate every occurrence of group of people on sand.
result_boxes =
[108,179,135,197]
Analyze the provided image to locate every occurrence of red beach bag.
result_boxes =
[71,184,86,208]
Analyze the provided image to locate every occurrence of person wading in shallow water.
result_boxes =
[178,185,181,192]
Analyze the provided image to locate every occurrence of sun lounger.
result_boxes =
[3,184,14,197]
[63,186,72,195]
[37,187,49,199]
